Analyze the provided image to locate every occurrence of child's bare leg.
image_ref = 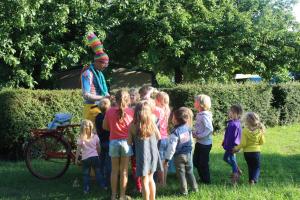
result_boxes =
[111,157,120,200]
[163,165,168,186]
[149,173,156,200]
[142,174,150,200]
[119,156,129,199]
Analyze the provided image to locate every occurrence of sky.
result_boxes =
[294,2,300,22]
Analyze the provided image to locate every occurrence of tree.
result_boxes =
[101,0,300,83]
[0,0,109,88]
[0,0,299,87]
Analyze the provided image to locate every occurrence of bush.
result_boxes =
[2,82,300,159]
[272,82,300,125]
[163,83,280,131]
[0,89,83,159]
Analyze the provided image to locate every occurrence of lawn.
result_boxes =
[0,124,300,200]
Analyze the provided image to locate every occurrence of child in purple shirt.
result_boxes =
[222,104,243,184]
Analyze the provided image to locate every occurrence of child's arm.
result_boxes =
[154,122,161,140]
[164,131,178,163]
[233,131,246,152]
[259,133,265,145]
[96,142,101,155]
[127,124,134,145]
[102,115,109,131]
[193,114,213,139]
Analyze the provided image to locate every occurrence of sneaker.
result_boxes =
[181,191,188,196]
[231,173,239,185]
[83,186,90,194]
[119,195,132,200]
[83,190,89,194]
[249,180,255,185]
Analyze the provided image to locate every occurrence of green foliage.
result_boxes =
[163,83,280,130]
[1,82,300,158]
[272,82,300,124]
[1,0,300,87]
[156,73,175,88]
[102,0,300,83]
[0,89,82,159]
[0,0,107,88]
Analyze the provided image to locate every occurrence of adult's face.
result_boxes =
[94,61,108,71]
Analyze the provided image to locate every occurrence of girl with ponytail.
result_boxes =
[233,112,265,185]
[103,89,134,200]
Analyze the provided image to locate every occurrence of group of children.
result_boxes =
[75,86,265,200]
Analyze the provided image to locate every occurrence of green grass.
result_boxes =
[1,125,300,200]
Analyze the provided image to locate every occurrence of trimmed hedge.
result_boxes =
[272,83,300,125]
[0,89,83,159]
[163,83,280,131]
[1,82,300,159]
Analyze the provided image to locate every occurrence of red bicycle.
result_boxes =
[24,124,80,180]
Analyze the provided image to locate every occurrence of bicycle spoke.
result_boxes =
[26,135,70,179]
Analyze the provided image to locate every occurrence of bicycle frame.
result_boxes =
[30,124,80,162]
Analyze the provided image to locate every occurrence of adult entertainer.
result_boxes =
[81,32,110,123]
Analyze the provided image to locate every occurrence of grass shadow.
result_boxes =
[0,153,299,199]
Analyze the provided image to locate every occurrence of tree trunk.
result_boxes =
[174,67,183,84]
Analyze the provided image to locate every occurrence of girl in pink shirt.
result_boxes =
[103,89,134,200]
[75,120,101,194]
[155,92,171,186]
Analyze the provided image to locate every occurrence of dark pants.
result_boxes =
[223,151,238,173]
[99,146,111,188]
[244,152,261,183]
[174,153,198,194]
[193,143,212,184]
[82,156,102,192]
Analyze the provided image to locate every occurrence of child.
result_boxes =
[164,107,198,195]
[129,88,140,108]
[192,94,213,184]
[139,85,157,101]
[222,104,243,184]
[127,101,162,200]
[129,88,142,193]
[155,91,171,186]
[233,112,265,185]
[139,85,164,185]
[95,98,111,189]
[75,120,102,194]
[103,89,134,200]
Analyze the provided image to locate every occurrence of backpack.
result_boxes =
[47,113,72,129]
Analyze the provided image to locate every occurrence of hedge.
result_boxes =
[272,83,300,125]
[1,82,300,159]
[0,89,83,159]
[163,83,280,131]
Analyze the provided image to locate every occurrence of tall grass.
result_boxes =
[1,125,300,200]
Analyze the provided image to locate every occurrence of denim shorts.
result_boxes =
[109,139,133,158]
[158,138,169,160]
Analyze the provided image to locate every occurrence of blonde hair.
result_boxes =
[133,101,156,138]
[186,107,194,128]
[80,119,94,140]
[244,112,265,133]
[195,94,211,111]
[156,91,170,122]
[98,98,111,113]
[115,89,130,121]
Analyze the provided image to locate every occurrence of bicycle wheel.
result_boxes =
[25,134,71,180]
